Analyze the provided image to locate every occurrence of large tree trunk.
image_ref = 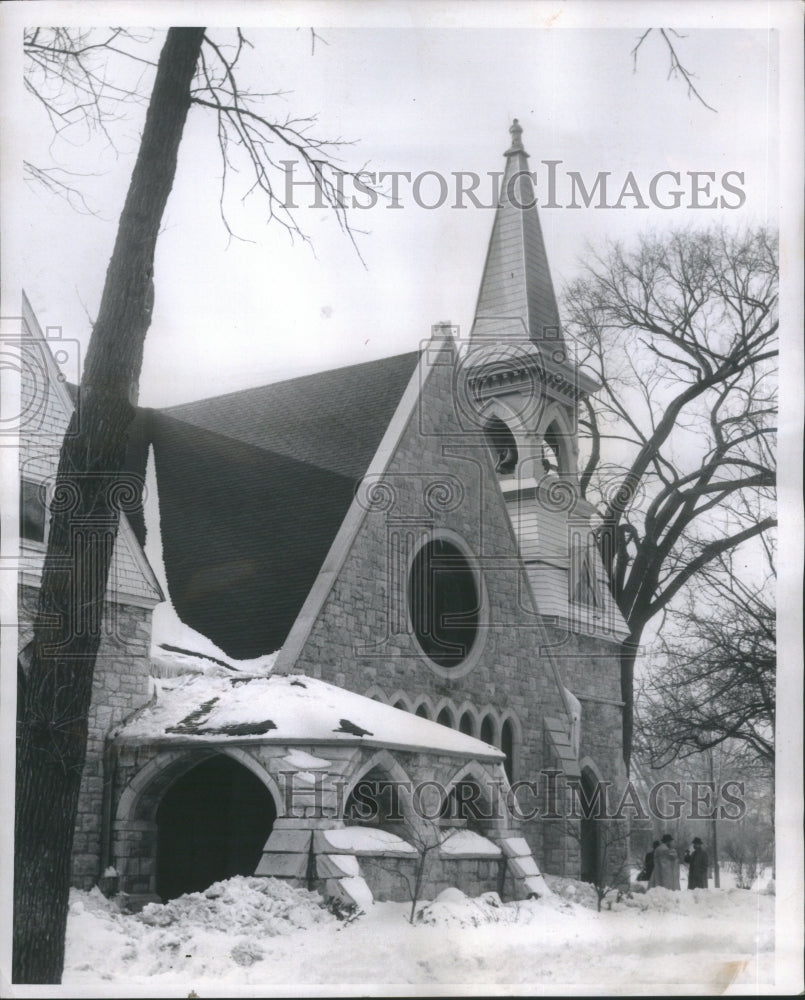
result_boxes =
[619,633,641,775]
[14,28,205,984]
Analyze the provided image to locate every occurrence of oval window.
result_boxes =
[408,539,479,668]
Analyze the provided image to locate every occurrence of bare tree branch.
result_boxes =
[631,28,717,112]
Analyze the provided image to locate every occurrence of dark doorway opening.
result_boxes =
[579,768,600,884]
[156,754,276,901]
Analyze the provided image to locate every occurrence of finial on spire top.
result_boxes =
[505,118,527,157]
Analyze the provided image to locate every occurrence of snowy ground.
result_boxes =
[61,870,779,996]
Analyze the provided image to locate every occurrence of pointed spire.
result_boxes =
[472,120,565,355]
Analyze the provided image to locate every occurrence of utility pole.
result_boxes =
[708,747,720,888]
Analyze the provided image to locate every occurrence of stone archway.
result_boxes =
[155,753,277,901]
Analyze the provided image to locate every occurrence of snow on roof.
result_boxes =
[321,827,417,855]
[116,672,504,759]
[150,643,279,679]
[439,830,502,857]
[149,604,279,677]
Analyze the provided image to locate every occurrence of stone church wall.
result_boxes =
[282,345,577,872]
[19,584,153,888]
[543,627,627,792]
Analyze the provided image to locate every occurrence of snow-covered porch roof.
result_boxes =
[115,671,505,760]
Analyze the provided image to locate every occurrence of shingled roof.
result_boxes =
[472,119,565,350]
[130,352,420,659]
[162,352,421,480]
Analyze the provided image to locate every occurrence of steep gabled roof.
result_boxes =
[137,352,421,659]
[162,352,421,480]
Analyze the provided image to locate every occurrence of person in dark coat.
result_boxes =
[643,840,660,882]
[648,833,680,890]
[684,837,709,889]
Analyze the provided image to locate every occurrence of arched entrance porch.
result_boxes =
[155,754,277,900]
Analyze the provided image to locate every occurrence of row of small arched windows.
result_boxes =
[367,689,517,783]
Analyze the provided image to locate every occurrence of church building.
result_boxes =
[18,122,630,910]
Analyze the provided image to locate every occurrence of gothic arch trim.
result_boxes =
[341,748,414,807]
[539,403,577,475]
[116,746,282,826]
[363,685,387,703]
[412,694,436,719]
[478,397,535,469]
[456,702,480,737]
[388,690,413,712]
[442,759,508,829]
[499,712,522,783]
[578,756,606,785]
[478,705,501,747]
[434,698,457,728]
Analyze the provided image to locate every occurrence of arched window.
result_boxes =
[484,416,518,475]
[415,703,431,720]
[436,706,454,728]
[542,420,565,474]
[480,714,495,745]
[459,711,475,736]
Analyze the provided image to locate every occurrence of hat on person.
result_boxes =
[692,837,703,845]
[661,833,674,844]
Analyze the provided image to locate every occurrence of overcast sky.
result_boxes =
[1,3,789,409]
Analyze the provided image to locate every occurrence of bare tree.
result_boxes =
[563,225,778,771]
[16,26,363,983]
[360,821,461,925]
[637,549,775,772]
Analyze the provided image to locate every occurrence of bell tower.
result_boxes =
[464,119,629,669]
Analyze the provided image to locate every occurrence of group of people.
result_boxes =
[642,834,709,891]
